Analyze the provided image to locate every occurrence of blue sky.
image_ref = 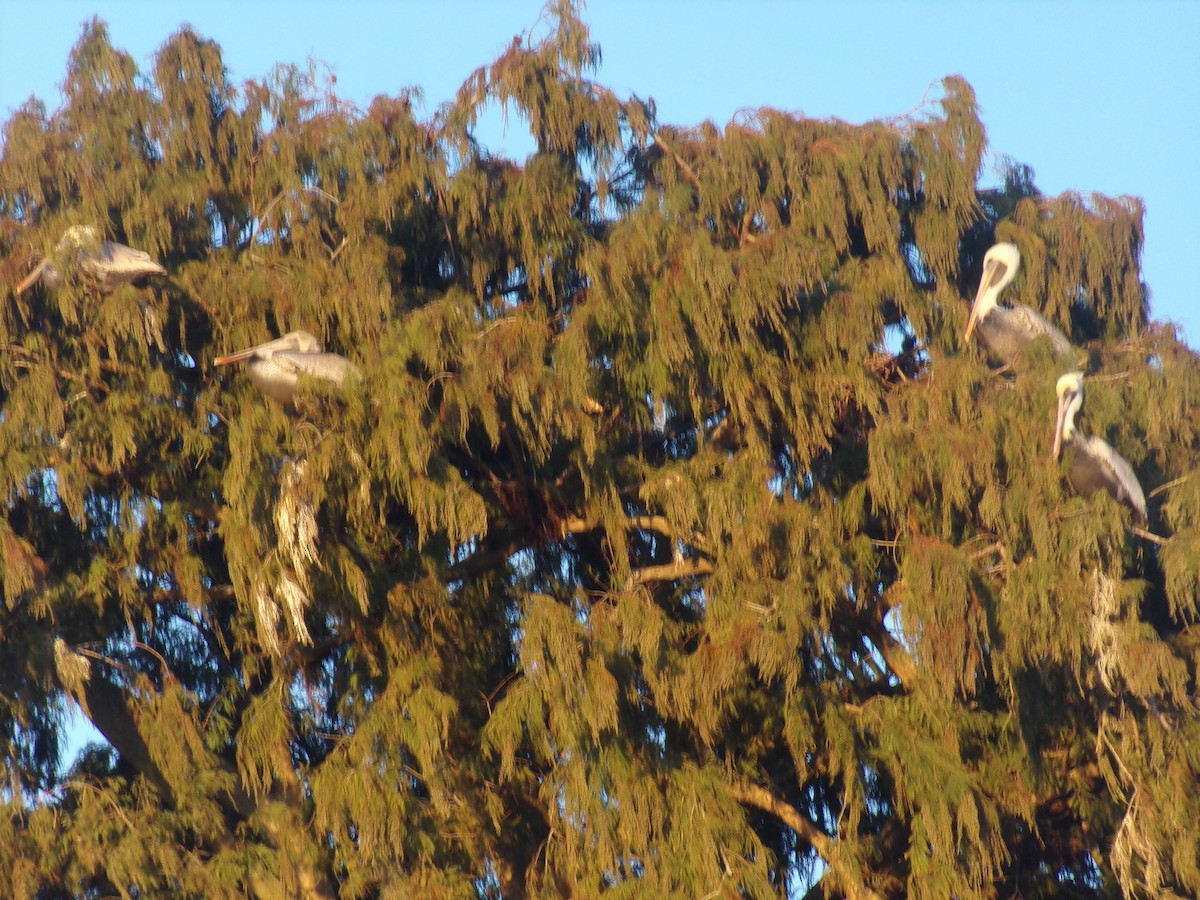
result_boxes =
[2,0,1198,346]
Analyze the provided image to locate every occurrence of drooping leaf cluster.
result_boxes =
[1,3,1199,897]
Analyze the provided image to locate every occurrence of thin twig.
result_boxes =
[738,210,757,247]
[245,186,340,250]
[245,190,289,249]
[1149,475,1189,499]
[66,778,138,832]
[433,181,460,276]
[130,639,176,683]
[652,131,702,191]
[306,185,341,206]
[1098,714,1136,788]
[883,80,939,125]
[971,541,1003,561]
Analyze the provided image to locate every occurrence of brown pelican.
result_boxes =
[15,225,166,295]
[964,242,1072,363]
[1053,371,1147,521]
[214,330,359,405]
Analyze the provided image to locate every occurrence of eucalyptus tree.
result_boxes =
[2,4,1198,897]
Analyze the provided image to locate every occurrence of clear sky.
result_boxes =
[2,0,1198,347]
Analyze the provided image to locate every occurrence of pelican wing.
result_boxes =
[273,351,359,387]
[1073,434,1147,521]
[86,241,167,286]
[975,305,1072,364]
[1009,304,1072,356]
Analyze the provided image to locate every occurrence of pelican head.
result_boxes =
[1053,370,1085,459]
[11,231,90,293]
[964,242,1021,343]
[58,225,102,252]
[214,330,324,366]
[32,226,103,289]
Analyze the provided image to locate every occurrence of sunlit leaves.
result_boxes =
[1,1,1198,897]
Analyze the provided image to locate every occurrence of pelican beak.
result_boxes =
[1052,392,1069,460]
[214,346,257,366]
[964,262,998,343]
[15,259,49,296]
[214,334,290,366]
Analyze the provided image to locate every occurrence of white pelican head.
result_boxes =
[1053,370,1086,459]
[58,225,102,252]
[964,242,1021,343]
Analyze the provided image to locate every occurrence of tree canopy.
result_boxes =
[2,4,1199,897]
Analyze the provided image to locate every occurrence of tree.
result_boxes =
[2,4,1199,896]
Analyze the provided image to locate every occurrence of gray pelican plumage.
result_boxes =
[1053,371,1147,521]
[214,330,359,405]
[964,242,1072,363]
[15,225,166,295]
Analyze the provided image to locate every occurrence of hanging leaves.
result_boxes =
[1,2,1197,897]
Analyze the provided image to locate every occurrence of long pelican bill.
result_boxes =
[964,262,1000,342]
[15,259,49,296]
[215,331,324,367]
[215,334,293,366]
[1053,391,1070,460]
[213,347,258,366]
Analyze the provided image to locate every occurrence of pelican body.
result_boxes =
[1053,372,1146,520]
[214,330,359,405]
[16,225,166,295]
[965,243,1072,363]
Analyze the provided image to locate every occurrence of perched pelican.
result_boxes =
[214,330,359,405]
[1053,371,1147,520]
[15,225,166,295]
[964,243,1072,363]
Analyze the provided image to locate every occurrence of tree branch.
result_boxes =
[726,781,883,900]
[445,528,540,583]
[565,514,711,553]
[653,131,702,192]
[1148,475,1189,499]
[77,674,176,804]
[1131,525,1171,546]
[627,557,714,587]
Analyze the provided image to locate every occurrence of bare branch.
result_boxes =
[882,80,940,126]
[1149,475,1190,499]
[561,517,591,535]
[581,395,605,415]
[738,210,757,247]
[628,514,675,536]
[653,131,702,192]
[1087,370,1134,383]
[726,781,884,900]
[565,513,707,546]
[1131,525,1171,546]
[627,557,714,586]
[75,673,175,803]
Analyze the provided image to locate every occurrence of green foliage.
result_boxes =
[2,2,1199,897]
